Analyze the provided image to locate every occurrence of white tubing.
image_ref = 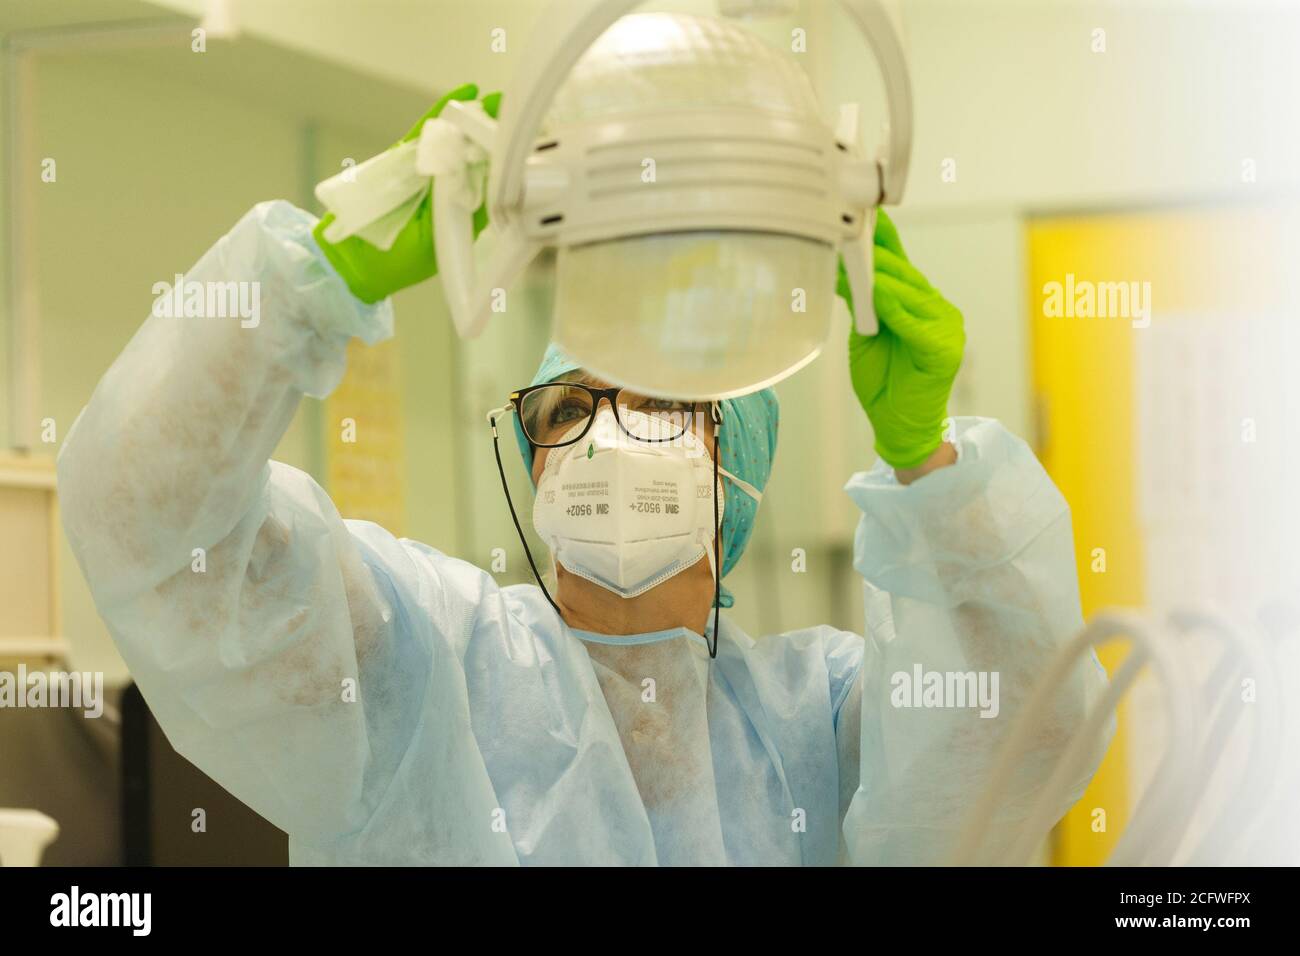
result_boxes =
[1165,608,1279,865]
[948,610,1197,866]
[1002,651,1146,866]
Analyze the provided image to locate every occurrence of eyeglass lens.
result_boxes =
[519,384,695,447]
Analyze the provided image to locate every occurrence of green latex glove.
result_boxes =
[841,209,966,469]
[314,83,503,303]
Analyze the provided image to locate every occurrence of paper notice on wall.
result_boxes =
[326,338,408,537]
[1134,311,1299,620]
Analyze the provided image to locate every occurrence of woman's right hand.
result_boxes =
[313,83,502,303]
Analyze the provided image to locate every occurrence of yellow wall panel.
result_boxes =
[1029,205,1282,865]
[325,338,409,537]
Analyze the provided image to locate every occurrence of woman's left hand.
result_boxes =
[838,209,966,470]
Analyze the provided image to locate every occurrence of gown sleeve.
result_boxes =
[56,201,459,844]
[838,417,1112,865]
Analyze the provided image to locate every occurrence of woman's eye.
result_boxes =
[549,399,589,426]
[635,398,686,413]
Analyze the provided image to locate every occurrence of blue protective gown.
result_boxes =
[57,201,1110,866]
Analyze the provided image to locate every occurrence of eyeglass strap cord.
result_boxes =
[490,409,564,617]
[710,401,723,659]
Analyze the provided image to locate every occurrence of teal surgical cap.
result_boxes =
[513,344,779,607]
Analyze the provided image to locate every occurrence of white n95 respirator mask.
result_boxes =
[532,409,732,598]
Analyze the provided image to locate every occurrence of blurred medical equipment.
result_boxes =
[949,611,1190,866]
[1156,609,1282,865]
[950,605,1291,866]
[316,0,914,401]
[0,809,59,866]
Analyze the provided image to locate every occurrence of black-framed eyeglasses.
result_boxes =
[509,382,699,449]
